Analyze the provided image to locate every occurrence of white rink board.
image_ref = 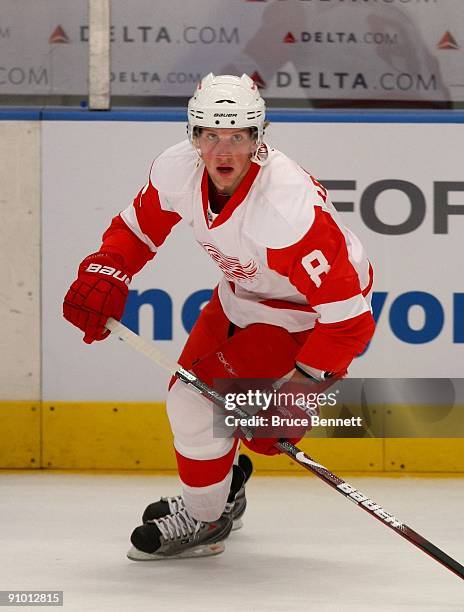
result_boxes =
[42,120,464,401]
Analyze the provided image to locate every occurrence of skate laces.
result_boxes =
[161,495,184,514]
[155,509,202,543]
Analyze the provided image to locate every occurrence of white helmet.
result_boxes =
[187,73,266,144]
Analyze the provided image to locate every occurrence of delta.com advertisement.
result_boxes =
[1,0,464,103]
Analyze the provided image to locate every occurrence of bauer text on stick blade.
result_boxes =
[105,318,464,581]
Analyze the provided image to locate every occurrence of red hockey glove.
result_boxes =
[241,437,289,457]
[63,252,131,344]
[240,375,342,456]
[240,384,310,457]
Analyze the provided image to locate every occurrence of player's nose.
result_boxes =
[215,138,233,154]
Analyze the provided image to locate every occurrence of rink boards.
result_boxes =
[0,109,463,471]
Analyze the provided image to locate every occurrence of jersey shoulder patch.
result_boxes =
[245,150,321,249]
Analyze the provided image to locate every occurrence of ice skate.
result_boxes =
[127,508,233,560]
[141,454,253,531]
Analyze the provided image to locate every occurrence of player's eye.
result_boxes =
[231,134,243,143]
[205,133,218,142]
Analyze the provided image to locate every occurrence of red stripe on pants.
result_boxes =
[175,439,239,488]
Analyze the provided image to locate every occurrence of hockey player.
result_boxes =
[63,73,375,560]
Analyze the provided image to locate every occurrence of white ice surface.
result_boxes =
[0,473,463,611]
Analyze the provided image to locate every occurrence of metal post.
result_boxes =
[88,0,110,110]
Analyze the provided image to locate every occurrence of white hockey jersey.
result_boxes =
[103,139,375,372]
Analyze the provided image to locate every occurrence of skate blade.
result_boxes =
[127,541,225,561]
[231,518,243,531]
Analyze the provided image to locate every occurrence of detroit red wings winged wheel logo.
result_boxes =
[202,243,259,282]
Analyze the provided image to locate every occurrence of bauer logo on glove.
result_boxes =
[63,252,131,344]
[85,262,131,285]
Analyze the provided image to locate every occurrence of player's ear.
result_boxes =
[191,126,203,157]
[193,139,203,159]
[249,136,258,155]
[249,127,259,156]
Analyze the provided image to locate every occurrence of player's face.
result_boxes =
[196,128,257,195]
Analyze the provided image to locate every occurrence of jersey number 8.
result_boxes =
[301,250,330,288]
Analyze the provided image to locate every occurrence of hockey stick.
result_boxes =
[105,317,464,580]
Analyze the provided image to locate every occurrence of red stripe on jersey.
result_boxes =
[362,263,374,297]
[100,215,155,275]
[175,440,239,488]
[202,163,260,229]
[259,298,316,313]
[135,182,181,248]
[296,311,375,373]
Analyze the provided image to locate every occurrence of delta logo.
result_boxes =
[250,71,266,89]
[283,32,297,44]
[49,25,70,44]
[437,31,459,50]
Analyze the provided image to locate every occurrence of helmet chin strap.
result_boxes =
[251,142,269,166]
